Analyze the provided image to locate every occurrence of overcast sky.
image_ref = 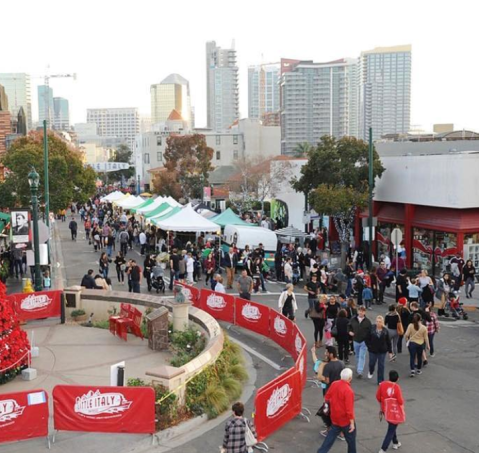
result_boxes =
[3,0,478,132]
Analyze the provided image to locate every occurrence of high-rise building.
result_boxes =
[0,73,32,131]
[0,84,11,155]
[38,85,54,127]
[150,74,192,127]
[359,45,412,141]
[53,97,70,130]
[87,107,140,151]
[248,63,280,121]
[206,41,239,131]
[280,59,358,155]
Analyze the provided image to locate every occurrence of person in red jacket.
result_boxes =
[317,368,356,453]
[376,370,404,452]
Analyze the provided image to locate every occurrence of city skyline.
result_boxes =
[2,0,479,132]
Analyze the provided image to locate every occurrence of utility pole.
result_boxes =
[368,127,373,270]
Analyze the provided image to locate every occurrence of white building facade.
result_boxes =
[359,45,412,141]
[206,41,239,132]
[87,107,140,150]
[248,63,280,121]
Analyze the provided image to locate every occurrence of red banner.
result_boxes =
[7,290,62,321]
[198,289,235,323]
[281,324,306,362]
[268,310,294,352]
[53,385,155,434]
[0,390,49,444]
[235,298,270,336]
[254,368,302,442]
[178,283,200,307]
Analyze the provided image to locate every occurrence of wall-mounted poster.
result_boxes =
[11,209,31,244]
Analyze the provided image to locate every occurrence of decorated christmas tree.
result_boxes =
[0,281,31,385]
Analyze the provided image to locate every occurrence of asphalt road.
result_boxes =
[8,218,478,453]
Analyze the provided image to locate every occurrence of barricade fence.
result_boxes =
[7,290,63,321]
[179,283,308,444]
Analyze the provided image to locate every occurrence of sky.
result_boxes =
[2,0,479,132]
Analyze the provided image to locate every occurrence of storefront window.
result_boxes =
[463,234,479,269]
[413,228,433,273]
[434,232,457,276]
[377,223,392,258]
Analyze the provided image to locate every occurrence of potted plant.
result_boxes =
[71,309,87,322]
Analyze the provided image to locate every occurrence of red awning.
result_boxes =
[412,207,479,233]
[360,203,405,224]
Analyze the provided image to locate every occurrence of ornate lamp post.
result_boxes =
[28,167,43,291]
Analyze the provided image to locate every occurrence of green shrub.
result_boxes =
[204,385,229,416]
[71,309,86,318]
[93,320,110,329]
[127,377,146,386]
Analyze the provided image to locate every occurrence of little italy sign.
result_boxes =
[273,315,287,336]
[19,293,52,312]
[74,390,132,418]
[0,399,25,424]
[206,294,227,310]
[242,303,262,321]
[266,384,292,418]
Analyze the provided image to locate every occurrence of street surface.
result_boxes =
[3,218,479,453]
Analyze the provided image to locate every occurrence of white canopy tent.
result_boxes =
[100,191,124,202]
[166,196,182,208]
[155,205,220,232]
[136,197,166,214]
[115,196,145,209]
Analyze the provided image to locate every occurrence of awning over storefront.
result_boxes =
[360,203,405,224]
[412,207,479,233]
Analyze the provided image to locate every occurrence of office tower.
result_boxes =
[0,73,32,131]
[150,74,192,127]
[0,84,10,154]
[38,85,54,127]
[248,63,280,121]
[86,107,140,150]
[359,45,412,140]
[206,41,239,131]
[53,97,70,130]
[280,58,358,155]
[17,107,27,136]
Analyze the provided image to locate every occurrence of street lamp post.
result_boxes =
[28,167,43,291]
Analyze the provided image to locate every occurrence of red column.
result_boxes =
[354,209,361,248]
[404,204,415,268]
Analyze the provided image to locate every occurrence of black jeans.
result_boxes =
[337,338,349,361]
[239,292,251,300]
[312,318,325,342]
[381,422,399,451]
[116,268,124,282]
[120,242,128,256]
[71,229,77,240]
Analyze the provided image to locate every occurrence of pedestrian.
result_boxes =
[435,273,452,317]
[69,216,78,241]
[84,217,91,243]
[385,304,401,359]
[370,266,379,304]
[178,250,187,282]
[425,302,439,357]
[316,346,345,399]
[335,309,350,363]
[43,270,51,290]
[99,252,111,279]
[114,251,126,284]
[224,247,238,289]
[278,283,298,321]
[362,284,373,310]
[304,274,319,318]
[407,277,422,304]
[377,370,404,452]
[283,257,293,284]
[205,253,216,289]
[377,261,388,304]
[366,315,393,384]
[404,313,430,377]
[348,306,372,379]
[237,269,253,300]
[80,269,102,289]
[417,270,434,307]
[307,294,325,348]
[221,402,256,453]
[463,259,476,298]
[118,228,129,256]
[169,248,180,291]
[186,252,195,284]
[316,368,356,453]
[396,299,410,354]
[128,260,142,293]
[139,230,147,255]
[395,268,408,302]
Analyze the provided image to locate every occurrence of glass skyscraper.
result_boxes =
[0,73,32,131]
[38,85,54,127]
[53,97,70,130]
[248,63,280,121]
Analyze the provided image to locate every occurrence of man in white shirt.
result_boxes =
[284,257,293,284]
[382,254,391,270]
[139,231,147,255]
[261,217,269,229]
[186,253,195,284]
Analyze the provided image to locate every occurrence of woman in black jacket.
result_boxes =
[463,260,476,298]
[366,315,392,384]
[397,302,411,354]
[335,309,350,363]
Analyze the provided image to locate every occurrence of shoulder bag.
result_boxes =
[384,385,406,424]
[396,314,404,336]
[244,419,257,447]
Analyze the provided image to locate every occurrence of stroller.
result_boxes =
[150,264,166,294]
[448,291,468,320]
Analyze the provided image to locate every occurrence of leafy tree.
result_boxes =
[292,136,385,267]
[0,131,96,212]
[107,144,135,184]
[152,134,214,200]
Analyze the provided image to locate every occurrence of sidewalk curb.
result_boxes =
[124,344,257,453]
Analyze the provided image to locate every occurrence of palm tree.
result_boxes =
[293,142,313,157]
